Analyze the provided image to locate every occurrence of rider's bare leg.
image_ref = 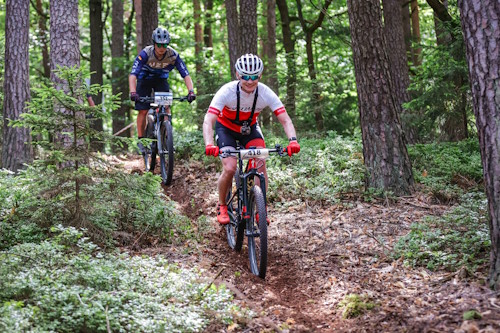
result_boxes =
[137,109,148,137]
[218,156,237,205]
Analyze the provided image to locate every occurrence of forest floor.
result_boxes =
[121,155,500,333]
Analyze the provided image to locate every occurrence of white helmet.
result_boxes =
[235,53,264,76]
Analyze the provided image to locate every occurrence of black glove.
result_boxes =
[187,90,196,103]
[130,92,139,102]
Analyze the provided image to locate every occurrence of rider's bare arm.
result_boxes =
[203,112,218,146]
[276,112,297,141]
[184,75,194,92]
[128,74,137,93]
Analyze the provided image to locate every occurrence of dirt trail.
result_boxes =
[124,155,500,333]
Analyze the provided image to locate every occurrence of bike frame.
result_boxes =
[225,146,283,228]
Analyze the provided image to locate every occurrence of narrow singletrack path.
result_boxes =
[122,155,500,333]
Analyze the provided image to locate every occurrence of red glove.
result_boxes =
[286,141,300,157]
[205,144,219,157]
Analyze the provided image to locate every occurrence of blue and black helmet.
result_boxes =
[152,27,171,44]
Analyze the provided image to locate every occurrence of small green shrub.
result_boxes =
[393,192,490,271]
[0,225,249,332]
[0,165,194,248]
[266,131,365,204]
[338,294,376,319]
[408,139,483,202]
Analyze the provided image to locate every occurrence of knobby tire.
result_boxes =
[159,120,174,185]
[247,185,268,278]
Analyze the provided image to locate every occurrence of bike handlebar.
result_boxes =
[219,144,288,159]
[138,96,189,103]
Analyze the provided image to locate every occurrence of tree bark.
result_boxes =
[111,0,130,144]
[382,0,413,143]
[296,0,332,131]
[90,0,104,151]
[458,0,500,290]
[35,0,50,78]
[134,0,142,51]
[261,0,278,128]
[276,0,296,117]
[141,0,158,47]
[194,0,203,73]
[225,0,239,79]
[2,0,33,172]
[401,0,412,61]
[347,0,414,196]
[410,0,421,66]
[239,0,258,54]
[203,0,214,54]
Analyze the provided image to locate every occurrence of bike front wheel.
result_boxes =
[247,185,268,278]
[226,173,244,251]
[158,120,174,185]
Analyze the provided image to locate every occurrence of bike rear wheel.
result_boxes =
[158,120,174,185]
[226,173,244,251]
[247,185,268,278]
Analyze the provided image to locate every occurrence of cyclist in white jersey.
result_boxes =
[203,53,300,225]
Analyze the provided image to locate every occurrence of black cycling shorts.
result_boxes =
[215,121,265,152]
[135,78,170,110]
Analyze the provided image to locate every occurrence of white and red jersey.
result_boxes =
[207,81,287,133]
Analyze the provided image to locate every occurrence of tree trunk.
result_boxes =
[401,0,412,62]
[276,0,296,117]
[382,0,414,143]
[2,0,33,172]
[432,0,452,46]
[141,0,158,47]
[239,0,258,54]
[203,0,213,55]
[111,0,130,145]
[458,0,500,290]
[90,0,104,151]
[225,0,239,79]
[261,0,278,128]
[295,0,332,131]
[194,0,203,73]
[410,0,421,66]
[347,0,414,196]
[35,0,50,78]
[50,0,80,83]
[134,0,142,51]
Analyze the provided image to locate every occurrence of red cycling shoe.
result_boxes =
[217,204,230,225]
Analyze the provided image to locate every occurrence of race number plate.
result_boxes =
[154,92,173,106]
[240,149,270,160]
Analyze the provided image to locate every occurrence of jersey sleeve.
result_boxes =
[264,85,286,116]
[207,84,230,116]
[130,50,148,76]
[174,55,190,78]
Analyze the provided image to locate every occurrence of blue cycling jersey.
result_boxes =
[130,45,190,80]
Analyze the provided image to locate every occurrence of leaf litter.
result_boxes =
[121,155,500,332]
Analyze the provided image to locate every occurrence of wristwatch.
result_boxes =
[288,137,297,142]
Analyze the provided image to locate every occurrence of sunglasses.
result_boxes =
[156,43,168,48]
[241,74,260,81]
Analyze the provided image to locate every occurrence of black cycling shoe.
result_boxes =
[137,141,147,155]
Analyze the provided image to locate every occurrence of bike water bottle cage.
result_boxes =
[233,83,258,135]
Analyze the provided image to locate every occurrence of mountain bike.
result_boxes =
[139,92,187,185]
[221,144,287,279]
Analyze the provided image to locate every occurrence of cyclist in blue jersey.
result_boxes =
[129,27,196,154]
